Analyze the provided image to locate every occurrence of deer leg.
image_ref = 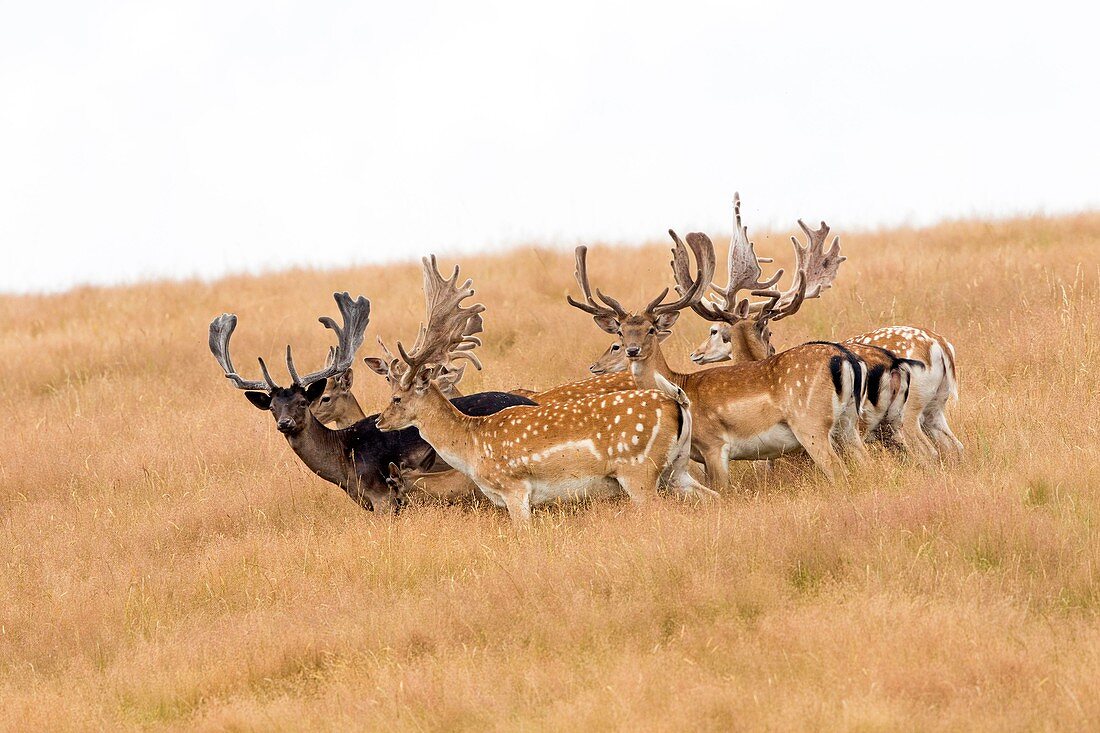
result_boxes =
[787,419,844,481]
[837,409,871,466]
[616,462,662,505]
[500,482,533,527]
[899,392,938,461]
[701,445,730,492]
[922,409,964,459]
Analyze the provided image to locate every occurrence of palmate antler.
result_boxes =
[391,256,486,388]
[209,291,371,391]
[672,193,844,327]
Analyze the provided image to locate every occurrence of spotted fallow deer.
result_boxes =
[372,256,714,525]
[209,292,533,512]
[845,327,961,458]
[674,195,959,458]
[566,231,868,487]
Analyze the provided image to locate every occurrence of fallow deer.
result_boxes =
[209,292,533,512]
[567,232,868,487]
[373,256,714,525]
[676,195,959,458]
[309,362,365,428]
[846,326,961,458]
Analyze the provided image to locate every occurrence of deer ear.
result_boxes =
[363,358,389,377]
[387,462,401,480]
[304,380,327,402]
[654,311,680,331]
[244,391,272,410]
[340,368,353,387]
[593,314,620,335]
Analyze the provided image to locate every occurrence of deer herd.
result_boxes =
[209,194,961,525]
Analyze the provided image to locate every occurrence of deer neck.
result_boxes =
[629,341,683,390]
[734,323,772,363]
[285,413,353,487]
[408,387,479,473]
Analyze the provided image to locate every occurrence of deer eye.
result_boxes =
[711,327,718,335]
[392,396,402,404]
[610,344,620,351]
[648,327,656,335]
[320,396,331,403]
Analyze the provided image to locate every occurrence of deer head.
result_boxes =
[588,330,671,375]
[309,359,363,428]
[566,231,715,362]
[675,193,844,364]
[208,292,371,435]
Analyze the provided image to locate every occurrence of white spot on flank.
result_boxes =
[636,423,644,432]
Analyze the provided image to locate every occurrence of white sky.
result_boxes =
[1,0,1097,293]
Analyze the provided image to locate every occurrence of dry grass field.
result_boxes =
[1,213,1098,731]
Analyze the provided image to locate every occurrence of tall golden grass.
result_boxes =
[1,214,1098,731]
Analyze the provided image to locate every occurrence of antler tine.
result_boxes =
[208,313,274,391]
[565,245,627,319]
[285,344,301,385]
[295,292,372,388]
[376,336,396,363]
[257,357,278,390]
[759,269,809,323]
[648,230,716,317]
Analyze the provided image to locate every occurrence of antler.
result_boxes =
[393,256,486,387]
[672,195,844,326]
[209,292,371,392]
[785,219,845,302]
[749,218,845,323]
[646,230,715,317]
[287,292,371,388]
[672,193,783,325]
[209,313,276,390]
[658,229,719,320]
[565,245,629,322]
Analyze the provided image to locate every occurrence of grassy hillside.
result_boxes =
[1,213,1098,730]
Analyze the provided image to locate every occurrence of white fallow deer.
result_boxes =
[677,195,960,458]
[566,231,869,487]
[372,256,714,525]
